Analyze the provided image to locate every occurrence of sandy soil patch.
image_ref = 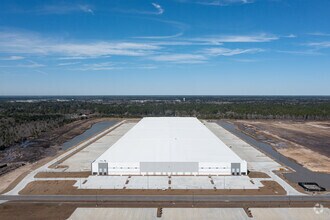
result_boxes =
[235,120,330,173]
[19,180,285,195]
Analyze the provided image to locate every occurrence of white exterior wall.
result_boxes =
[91,161,98,174]
[92,161,247,175]
[107,162,140,175]
[198,162,232,175]
[240,160,248,174]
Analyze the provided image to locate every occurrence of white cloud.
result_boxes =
[114,3,164,15]
[53,42,158,57]
[74,62,158,71]
[38,4,94,15]
[57,62,80,66]
[78,62,115,71]
[134,32,183,40]
[150,54,207,63]
[150,46,264,64]
[0,31,159,58]
[203,47,263,56]
[152,3,164,15]
[0,55,25,60]
[277,50,322,56]
[0,30,271,66]
[34,69,48,75]
[181,0,254,6]
[285,34,297,38]
[193,34,278,44]
[308,32,330,37]
[306,41,330,49]
[0,60,44,68]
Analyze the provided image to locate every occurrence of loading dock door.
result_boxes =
[98,162,108,175]
[231,163,240,175]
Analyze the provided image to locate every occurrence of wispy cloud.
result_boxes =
[308,32,330,37]
[37,4,94,15]
[202,47,263,56]
[34,69,48,75]
[57,62,80,66]
[77,62,115,71]
[150,54,207,63]
[179,0,254,6]
[306,41,330,49]
[150,46,264,64]
[0,55,25,60]
[192,33,278,44]
[0,60,44,68]
[284,34,297,38]
[114,3,164,15]
[152,3,164,15]
[0,31,159,58]
[74,62,158,71]
[276,50,322,56]
[134,19,187,40]
[134,32,183,40]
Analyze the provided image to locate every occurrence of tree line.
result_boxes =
[1,97,330,149]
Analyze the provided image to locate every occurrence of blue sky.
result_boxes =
[0,0,329,95]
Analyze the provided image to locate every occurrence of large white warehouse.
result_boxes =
[92,117,247,176]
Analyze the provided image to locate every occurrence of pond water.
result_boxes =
[61,120,118,151]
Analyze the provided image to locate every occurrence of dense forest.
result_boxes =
[1,96,330,149]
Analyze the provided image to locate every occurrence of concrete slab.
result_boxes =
[204,122,303,195]
[162,208,250,220]
[171,176,214,189]
[67,208,156,220]
[125,176,169,190]
[251,208,330,220]
[61,123,136,172]
[75,176,128,189]
[212,176,263,189]
[205,122,277,164]
[67,208,250,220]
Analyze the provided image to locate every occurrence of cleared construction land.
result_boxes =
[2,118,329,220]
[8,119,303,197]
[234,120,330,173]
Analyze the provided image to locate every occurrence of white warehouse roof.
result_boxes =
[94,117,244,164]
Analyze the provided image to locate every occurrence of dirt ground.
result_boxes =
[0,118,116,177]
[234,120,330,173]
[0,156,56,194]
[0,118,120,194]
[19,180,286,195]
[0,202,78,220]
[248,171,270,178]
[35,171,91,178]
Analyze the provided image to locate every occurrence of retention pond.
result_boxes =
[61,120,119,151]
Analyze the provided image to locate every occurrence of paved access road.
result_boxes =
[0,194,329,204]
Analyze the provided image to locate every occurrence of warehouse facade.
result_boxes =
[92,117,247,176]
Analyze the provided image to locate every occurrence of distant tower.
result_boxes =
[183,97,186,102]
